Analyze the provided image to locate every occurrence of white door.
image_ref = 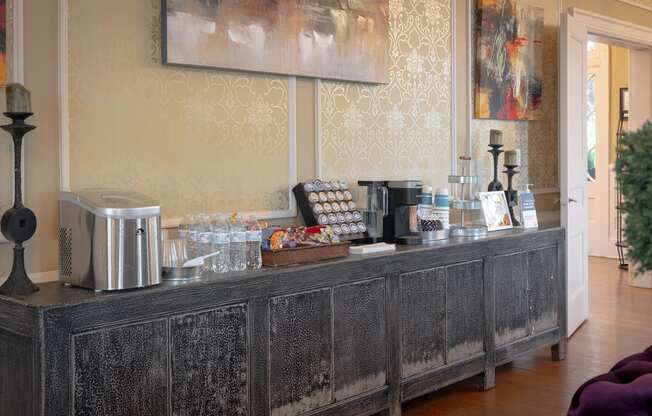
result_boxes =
[561,13,589,337]
[586,43,616,259]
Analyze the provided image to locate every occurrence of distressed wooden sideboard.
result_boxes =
[0,227,565,416]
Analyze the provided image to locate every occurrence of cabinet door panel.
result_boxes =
[529,246,559,333]
[399,268,446,378]
[446,261,484,363]
[171,304,249,416]
[0,328,36,416]
[269,289,332,416]
[494,252,529,346]
[333,278,387,400]
[72,320,168,416]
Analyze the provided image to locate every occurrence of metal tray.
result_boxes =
[162,265,203,281]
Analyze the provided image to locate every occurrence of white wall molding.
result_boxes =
[570,8,652,49]
[58,0,297,225]
[0,270,59,285]
[617,0,652,13]
[450,0,458,174]
[314,78,322,179]
[58,0,70,192]
[465,0,473,167]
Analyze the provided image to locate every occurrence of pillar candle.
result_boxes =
[6,83,31,113]
[504,150,521,166]
[489,129,503,145]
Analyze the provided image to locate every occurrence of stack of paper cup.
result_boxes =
[434,187,450,231]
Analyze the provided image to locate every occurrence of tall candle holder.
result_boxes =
[503,164,521,227]
[487,144,504,191]
[0,112,39,296]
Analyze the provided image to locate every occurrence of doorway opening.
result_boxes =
[561,8,652,337]
[586,41,628,262]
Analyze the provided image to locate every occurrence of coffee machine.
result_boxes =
[358,180,388,243]
[384,181,423,245]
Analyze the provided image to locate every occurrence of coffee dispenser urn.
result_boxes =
[384,181,423,245]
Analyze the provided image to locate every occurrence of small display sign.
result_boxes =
[519,191,539,229]
[479,191,513,231]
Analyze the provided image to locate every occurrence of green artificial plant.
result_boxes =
[616,121,652,273]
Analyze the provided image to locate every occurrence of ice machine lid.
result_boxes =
[60,189,160,218]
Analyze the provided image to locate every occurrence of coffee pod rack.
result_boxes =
[292,180,366,242]
[448,175,488,238]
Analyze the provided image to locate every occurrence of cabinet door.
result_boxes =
[170,305,249,416]
[269,289,332,416]
[0,328,37,416]
[494,252,529,346]
[446,261,485,363]
[399,268,446,378]
[333,278,387,400]
[72,320,168,416]
[528,246,559,334]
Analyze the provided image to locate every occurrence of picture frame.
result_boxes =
[161,0,389,84]
[620,87,629,121]
[479,191,513,231]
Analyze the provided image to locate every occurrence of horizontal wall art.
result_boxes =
[162,0,389,84]
[474,0,544,120]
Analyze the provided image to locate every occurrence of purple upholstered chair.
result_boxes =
[568,346,652,415]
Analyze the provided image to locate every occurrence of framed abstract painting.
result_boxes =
[162,0,389,84]
[474,0,544,120]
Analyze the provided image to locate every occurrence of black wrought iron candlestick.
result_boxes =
[0,112,39,296]
[503,164,521,227]
[488,144,504,191]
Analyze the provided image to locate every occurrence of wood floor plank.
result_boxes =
[403,257,652,416]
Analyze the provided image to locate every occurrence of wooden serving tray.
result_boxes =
[262,242,350,267]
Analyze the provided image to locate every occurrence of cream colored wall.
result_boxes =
[0,0,60,277]
[67,0,452,219]
[1,0,452,276]
[2,0,652,277]
[610,46,629,164]
[69,0,295,218]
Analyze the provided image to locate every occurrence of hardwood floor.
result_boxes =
[403,257,652,416]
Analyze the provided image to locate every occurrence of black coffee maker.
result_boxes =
[383,180,423,245]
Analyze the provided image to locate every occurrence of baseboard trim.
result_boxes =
[0,270,59,284]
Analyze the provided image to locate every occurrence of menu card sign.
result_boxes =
[519,191,538,228]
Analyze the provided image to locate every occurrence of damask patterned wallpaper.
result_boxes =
[67,0,291,218]
[64,0,558,223]
[320,0,452,189]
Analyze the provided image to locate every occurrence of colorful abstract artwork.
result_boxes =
[163,0,389,84]
[474,0,543,120]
